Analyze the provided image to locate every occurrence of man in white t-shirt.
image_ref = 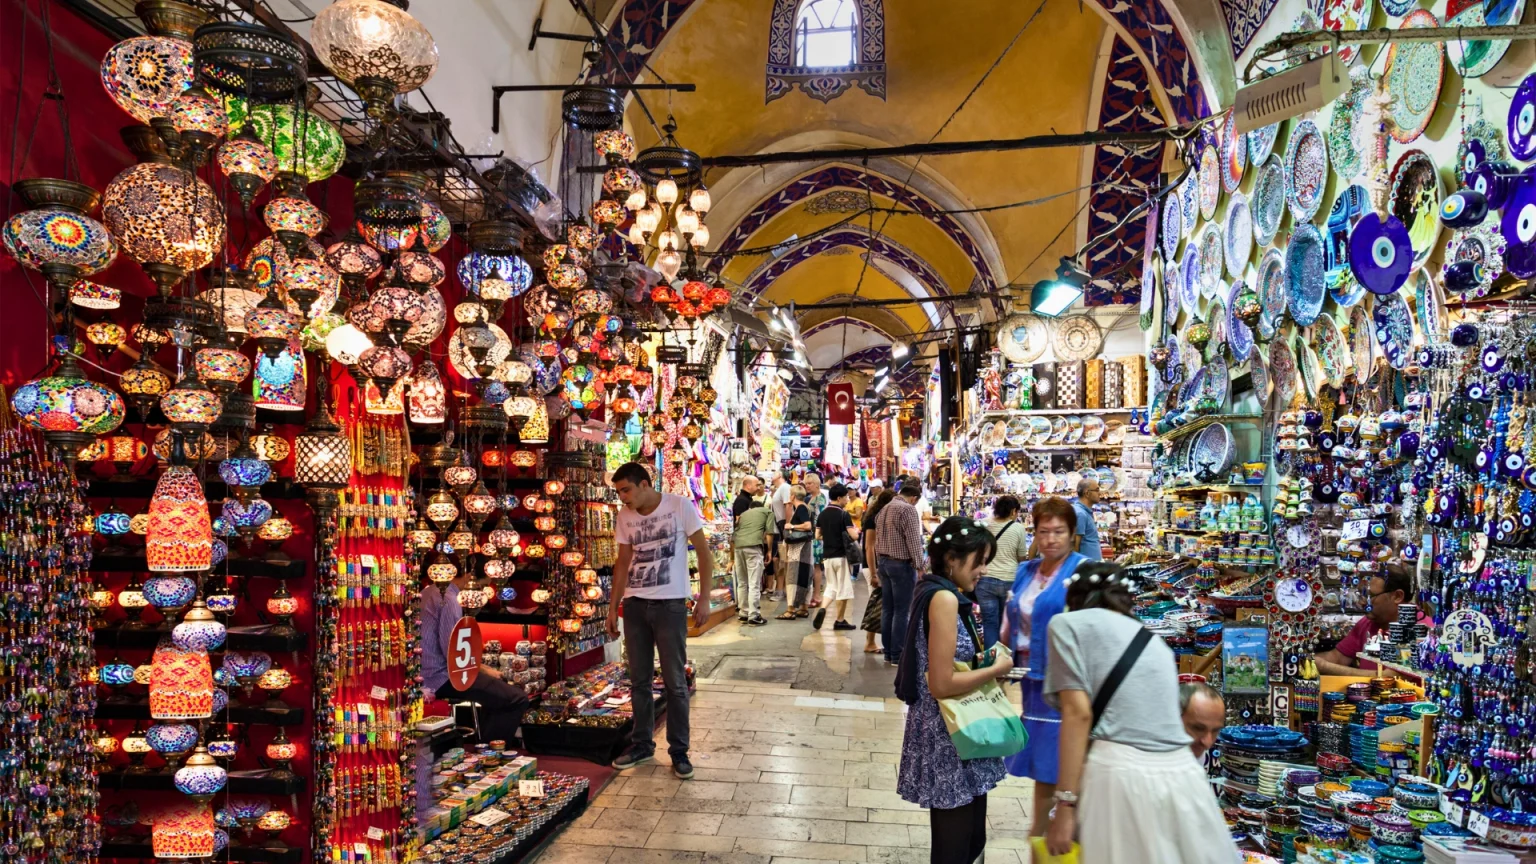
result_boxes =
[769,470,794,600]
[605,461,713,780]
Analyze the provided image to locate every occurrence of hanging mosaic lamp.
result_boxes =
[86,322,125,360]
[99,0,205,123]
[173,747,227,801]
[363,378,404,415]
[199,268,263,334]
[161,373,222,433]
[146,461,213,573]
[250,428,290,463]
[311,0,438,116]
[254,337,307,412]
[149,643,214,720]
[263,173,326,257]
[458,250,532,301]
[10,351,127,460]
[194,331,251,395]
[520,398,550,444]
[102,161,225,294]
[462,480,497,530]
[96,505,133,536]
[424,489,458,533]
[394,236,446,292]
[486,516,520,552]
[167,81,228,159]
[153,803,217,858]
[2,178,118,289]
[279,253,340,320]
[119,356,172,419]
[325,226,383,299]
[224,100,345,183]
[293,400,351,489]
[215,124,276,209]
[70,280,122,309]
[222,496,273,539]
[357,344,411,395]
[171,599,227,652]
[406,358,446,424]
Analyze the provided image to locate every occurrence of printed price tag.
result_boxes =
[1341,520,1371,541]
[1467,810,1490,838]
[353,842,371,855]
[469,808,511,827]
[519,779,546,798]
[366,827,385,841]
[370,686,389,701]
[361,554,377,568]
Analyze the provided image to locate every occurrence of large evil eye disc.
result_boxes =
[1348,213,1413,295]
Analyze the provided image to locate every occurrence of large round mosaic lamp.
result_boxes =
[10,353,126,461]
[102,161,226,293]
[224,100,345,183]
[311,0,438,116]
[99,0,206,123]
[2,178,118,288]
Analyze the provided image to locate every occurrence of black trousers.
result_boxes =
[929,793,987,864]
[436,675,530,745]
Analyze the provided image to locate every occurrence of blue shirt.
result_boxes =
[1007,552,1085,681]
[1072,498,1102,561]
[420,584,462,693]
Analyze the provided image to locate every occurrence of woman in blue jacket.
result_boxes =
[999,496,1085,852]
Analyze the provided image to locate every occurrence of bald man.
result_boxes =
[1180,682,1225,762]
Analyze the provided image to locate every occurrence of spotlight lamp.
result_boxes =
[1030,258,1087,318]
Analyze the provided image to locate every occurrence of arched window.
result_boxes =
[794,0,858,69]
[767,0,885,103]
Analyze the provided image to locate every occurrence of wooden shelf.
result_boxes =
[98,840,302,864]
[1154,484,1266,495]
[977,407,1141,418]
[94,624,307,653]
[95,699,306,726]
[99,767,305,795]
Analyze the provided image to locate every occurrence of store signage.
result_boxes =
[448,616,483,691]
[519,779,546,798]
[1341,520,1371,541]
[470,808,512,827]
[656,346,687,364]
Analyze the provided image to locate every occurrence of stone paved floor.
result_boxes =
[531,581,1036,864]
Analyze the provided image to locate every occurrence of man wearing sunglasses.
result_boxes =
[1312,563,1432,676]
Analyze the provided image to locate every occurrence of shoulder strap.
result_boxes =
[1090,627,1153,733]
[990,521,1016,542]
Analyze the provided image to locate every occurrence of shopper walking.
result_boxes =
[1071,477,1103,561]
[812,483,860,631]
[777,484,815,619]
[896,516,1012,864]
[977,495,1029,647]
[804,473,828,608]
[605,462,712,779]
[875,483,925,665]
[1000,496,1086,849]
[770,471,794,601]
[1043,563,1237,863]
[731,490,775,626]
[860,487,896,655]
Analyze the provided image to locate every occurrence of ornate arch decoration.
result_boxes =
[765,0,886,104]
[802,315,904,341]
[712,165,989,288]
[742,228,947,303]
[1091,0,1210,123]
[1083,34,1167,306]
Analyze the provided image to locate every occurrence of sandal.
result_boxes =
[794,608,809,618]
[863,645,882,653]
[776,611,797,620]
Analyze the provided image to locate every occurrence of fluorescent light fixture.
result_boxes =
[768,316,784,331]
[874,376,890,394]
[874,364,889,378]
[892,343,910,360]
[1031,259,1087,318]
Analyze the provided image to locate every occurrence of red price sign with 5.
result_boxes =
[449,616,483,691]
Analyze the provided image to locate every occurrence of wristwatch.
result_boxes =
[1052,790,1079,806]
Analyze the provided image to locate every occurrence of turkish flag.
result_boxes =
[828,382,856,425]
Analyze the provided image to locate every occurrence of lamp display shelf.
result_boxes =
[1156,413,1263,443]
[98,767,305,795]
[476,610,548,625]
[94,698,306,726]
[94,623,308,652]
[78,476,309,501]
[90,554,307,580]
[97,840,304,864]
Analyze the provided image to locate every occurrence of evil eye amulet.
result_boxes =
[1463,139,1490,183]
[1444,260,1487,296]
[1349,212,1414,295]
[1441,189,1490,229]
[1469,161,1521,210]
[1502,451,1526,479]
[1498,166,1536,278]
[1509,73,1536,162]
[1402,543,1420,561]
[1523,466,1536,489]
[1451,323,1481,346]
[1319,432,1337,451]
[1483,346,1505,372]
[1467,381,1489,401]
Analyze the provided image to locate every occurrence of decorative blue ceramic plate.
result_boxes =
[1411,267,1443,342]
[1162,335,1183,384]
[1227,279,1255,363]
[1226,192,1254,277]
[1251,157,1286,247]
[1249,122,1282,165]
[1373,289,1414,370]
[1164,258,1183,320]
[1162,193,1183,261]
[1258,247,1287,332]
[1205,354,1231,411]
[1181,166,1201,228]
[1191,422,1235,480]
[1284,119,1330,223]
[1221,110,1246,194]
[1182,249,1202,312]
[1199,222,1225,299]
[1286,223,1327,327]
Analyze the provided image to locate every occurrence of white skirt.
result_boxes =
[1078,740,1237,864]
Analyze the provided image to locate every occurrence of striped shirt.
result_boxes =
[875,498,925,565]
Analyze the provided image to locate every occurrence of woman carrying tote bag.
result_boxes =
[778,485,815,619]
[1042,563,1237,863]
[896,516,1017,864]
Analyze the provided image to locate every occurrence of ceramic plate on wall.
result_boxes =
[1446,0,1522,79]
[1285,223,1327,327]
[1314,314,1348,388]
[1198,222,1225,299]
[1225,192,1254,277]
[1385,10,1444,144]
[1411,267,1445,342]
[1208,299,1230,361]
[1270,338,1298,409]
[1389,150,1444,267]
[1182,249,1202,313]
[1053,315,1104,363]
[1258,247,1288,330]
[1373,290,1415,370]
[1348,302,1374,378]
[1221,110,1247,194]
[1249,122,1282,165]
[1164,258,1184,321]
[1162,193,1184,261]
[998,314,1050,364]
[1285,119,1330,223]
[1322,0,1373,64]
[1200,145,1222,221]
[1251,157,1287,247]
[1328,76,1369,182]
[1296,337,1322,401]
[1227,279,1255,364]
[1181,167,1200,229]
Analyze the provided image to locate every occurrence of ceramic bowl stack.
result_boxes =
[1258,761,1311,800]
[1220,726,1310,803]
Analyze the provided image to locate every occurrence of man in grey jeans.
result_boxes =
[605,462,712,779]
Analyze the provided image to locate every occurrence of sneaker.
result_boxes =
[738,615,749,623]
[612,746,654,770]
[833,620,856,630]
[812,607,827,630]
[672,755,694,779]
[748,614,768,626]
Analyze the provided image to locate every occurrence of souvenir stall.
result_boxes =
[955,316,1154,559]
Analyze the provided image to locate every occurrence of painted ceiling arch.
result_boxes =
[740,228,947,303]
[755,255,936,337]
[802,317,906,370]
[708,164,992,289]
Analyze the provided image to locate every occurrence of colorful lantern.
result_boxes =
[102,162,225,286]
[146,464,213,573]
[224,100,344,183]
[70,280,121,309]
[149,644,214,720]
[253,338,307,412]
[152,803,217,858]
[406,359,446,424]
[2,181,118,284]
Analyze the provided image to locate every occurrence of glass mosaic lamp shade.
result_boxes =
[96,506,133,536]
[409,527,436,550]
[483,557,512,580]
[279,256,340,319]
[442,464,477,490]
[325,323,373,366]
[121,357,172,415]
[169,82,228,150]
[425,489,458,532]
[481,449,504,467]
[457,251,532,299]
[102,162,225,289]
[194,336,251,394]
[426,553,456,586]
[221,497,273,539]
[487,518,520,551]
[2,179,118,285]
[406,358,446,424]
[149,644,214,720]
[256,809,291,835]
[521,399,550,444]
[311,0,438,111]
[224,100,344,183]
[294,402,350,489]
[364,378,404,415]
[85,321,127,359]
[146,463,213,573]
[216,125,277,209]
[257,517,294,542]
[71,280,122,309]
[257,667,292,706]
[153,803,216,859]
[253,338,307,412]
[326,229,383,282]
[263,192,326,239]
[172,601,226,652]
[462,480,497,528]
[219,442,272,498]
[10,354,127,458]
[246,288,301,358]
[173,747,227,801]
[161,374,223,431]
[265,730,298,765]
[250,430,290,463]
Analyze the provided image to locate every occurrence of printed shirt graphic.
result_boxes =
[617,492,705,600]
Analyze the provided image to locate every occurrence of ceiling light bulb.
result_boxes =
[655,249,682,281]
[675,208,699,235]
[691,224,710,248]
[625,189,646,211]
[635,207,660,235]
[655,178,678,206]
[689,187,711,214]
[658,230,679,252]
